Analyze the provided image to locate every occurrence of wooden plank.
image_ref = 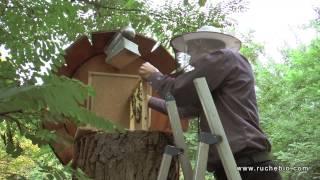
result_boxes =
[143,81,152,129]
[64,35,95,75]
[91,31,176,73]
[134,35,176,74]
[91,31,116,54]
[193,77,241,180]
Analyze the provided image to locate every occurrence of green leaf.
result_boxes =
[0,86,36,102]
[198,0,207,7]
[125,0,136,8]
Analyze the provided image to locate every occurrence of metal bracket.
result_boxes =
[164,145,183,156]
[199,132,222,145]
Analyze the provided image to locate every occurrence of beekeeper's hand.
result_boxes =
[139,62,159,79]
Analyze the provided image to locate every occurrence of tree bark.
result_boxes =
[72,131,179,180]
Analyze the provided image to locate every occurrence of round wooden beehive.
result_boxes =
[44,31,189,166]
[60,31,178,131]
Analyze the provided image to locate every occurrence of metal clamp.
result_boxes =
[199,132,222,145]
[164,145,183,156]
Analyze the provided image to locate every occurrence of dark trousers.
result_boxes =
[214,160,282,180]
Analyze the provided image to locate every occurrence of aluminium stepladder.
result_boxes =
[157,77,242,180]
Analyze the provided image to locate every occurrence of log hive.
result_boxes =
[72,131,179,180]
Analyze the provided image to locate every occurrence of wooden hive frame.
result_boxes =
[87,72,151,130]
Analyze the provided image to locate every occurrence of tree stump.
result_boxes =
[72,131,179,180]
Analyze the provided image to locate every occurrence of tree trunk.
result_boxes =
[72,131,179,180]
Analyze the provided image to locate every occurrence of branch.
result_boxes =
[0,110,22,116]
[1,113,38,136]
[75,0,179,23]
[2,114,24,134]
[0,75,15,81]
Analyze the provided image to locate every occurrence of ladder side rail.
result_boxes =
[193,77,242,180]
[157,154,173,180]
[194,142,210,180]
[165,95,194,180]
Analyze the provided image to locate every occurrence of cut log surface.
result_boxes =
[73,131,179,180]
